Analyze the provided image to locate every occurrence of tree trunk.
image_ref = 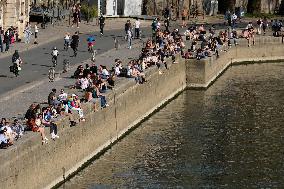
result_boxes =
[218,0,236,13]
[247,0,261,14]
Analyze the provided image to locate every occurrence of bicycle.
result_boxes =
[52,55,57,67]
[48,67,55,82]
[90,49,97,62]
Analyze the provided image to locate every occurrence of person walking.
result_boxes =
[181,8,188,28]
[72,7,80,28]
[10,50,22,77]
[71,32,79,57]
[4,30,10,52]
[164,17,170,32]
[134,18,141,39]
[0,29,3,53]
[127,29,132,49]
[34,24,39,44]
[99,14,105,36]
[124,20,132,39]
[24,23,32,44]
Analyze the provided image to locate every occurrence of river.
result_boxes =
[59,63,284,189]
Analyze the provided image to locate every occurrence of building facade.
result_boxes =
[0,0,30,38]
[98,0,142,16]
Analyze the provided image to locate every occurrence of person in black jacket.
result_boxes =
[4,31,10,52]
[0,28,3,52]
[71,31,79,57]
[99,14,105,35]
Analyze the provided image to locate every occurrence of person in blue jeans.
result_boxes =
[93,85,109,108]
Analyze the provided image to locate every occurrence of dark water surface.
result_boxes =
[60,63,284,189]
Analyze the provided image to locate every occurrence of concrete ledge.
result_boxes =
[1,35,284,189]
[186,37,284,89]
[0,56,187,189]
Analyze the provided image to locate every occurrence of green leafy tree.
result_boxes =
[80,4,98,21]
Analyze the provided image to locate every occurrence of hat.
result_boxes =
[71,94,77,97]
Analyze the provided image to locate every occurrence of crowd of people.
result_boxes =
[0,26,20,53]
[0,22,38,53]
[1,12,284,148]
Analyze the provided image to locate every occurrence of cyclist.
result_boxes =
[87,35,95,52]
[51,47,59,66]
[10,50,22,77]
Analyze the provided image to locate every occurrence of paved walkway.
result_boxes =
[0,19,153,95]
[0,16,281,120]
[0,18,151,59]
[0,39,143,120]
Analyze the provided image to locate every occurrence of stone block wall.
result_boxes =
[1,0,30,38]
[0,57,187,189]
[0,37,283,189]
[186,37,284,88]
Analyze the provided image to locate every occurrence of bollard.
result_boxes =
[48,67,55,82]
[63,59,70,73]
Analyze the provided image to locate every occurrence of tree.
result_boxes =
[218,0,236,13]
[247,0,261,14]
[280,0,284,15]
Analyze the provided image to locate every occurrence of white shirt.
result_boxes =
[134,20,140,28]
[127,66,132,76]
[157,22,161,29]
[102,69,110,76]
[64,35,70,40]
[52,50,59,56]
[34,25,39,33]
[58,92,68,101]
[0,133,7,143]
[115,66,121,76]
[80,78,89,90]
[4,126,13,134]
[127,30,132,38]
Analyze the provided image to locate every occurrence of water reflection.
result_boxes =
[60,63,284,189]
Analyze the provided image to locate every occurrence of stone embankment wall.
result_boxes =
[187,37,284,88]
[0,57,187,189]
[0,37,283,189]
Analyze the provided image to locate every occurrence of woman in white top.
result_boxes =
[34,24,39,44]
[64,33,71,50]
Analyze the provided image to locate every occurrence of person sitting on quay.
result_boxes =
[42,107,59,140]
[1,121,16,145]
[58,89,68,102]
[0,129,9,149]
[25,104,48,144]
[11,119,25,140]
[68,94,85,122]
